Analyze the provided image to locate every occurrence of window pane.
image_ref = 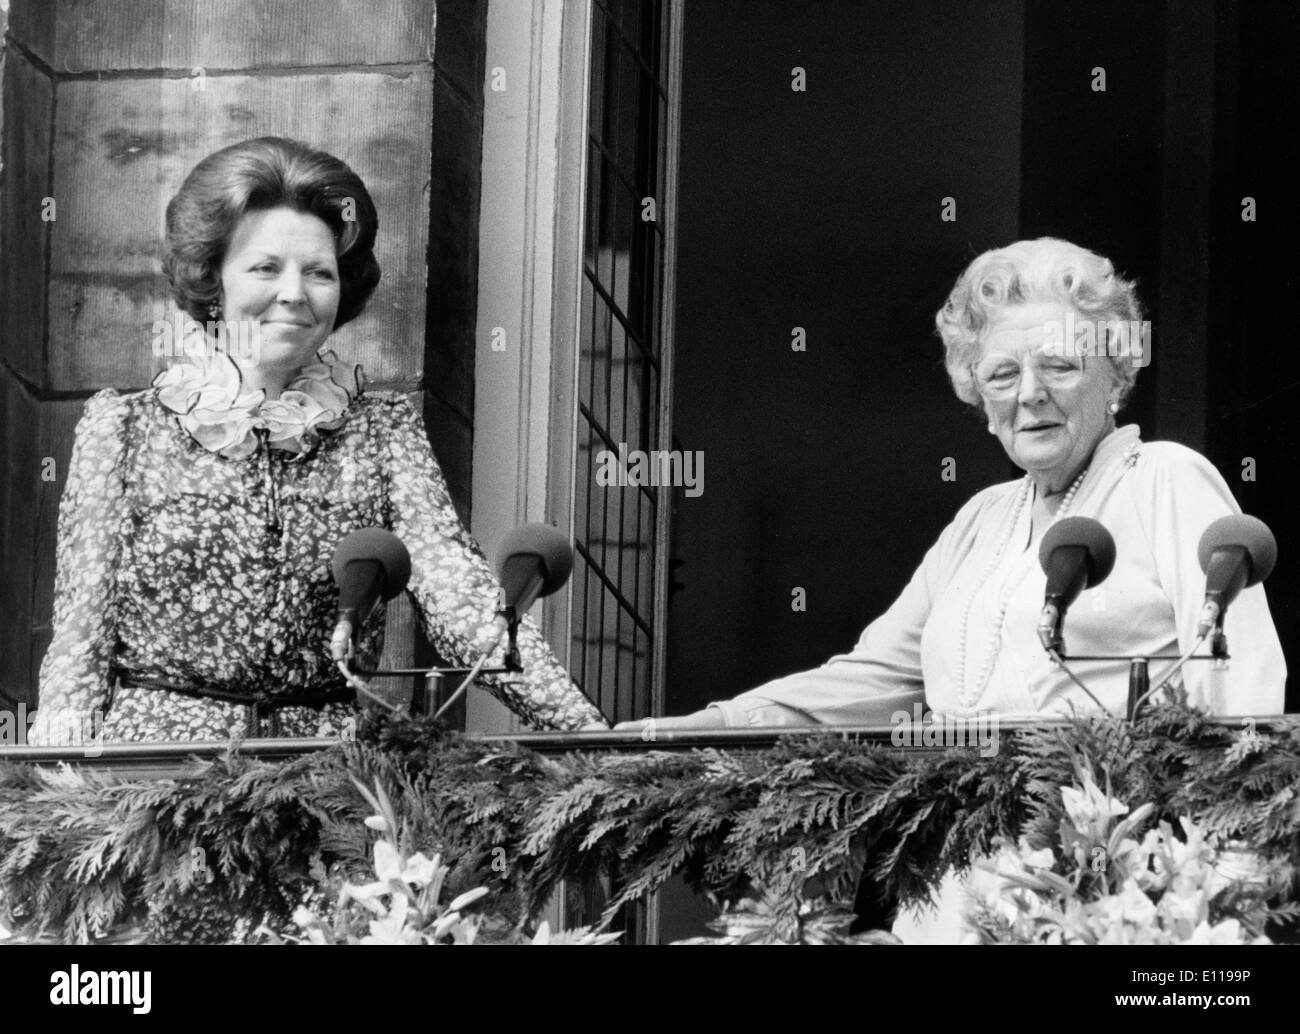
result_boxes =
[573,0,674,722]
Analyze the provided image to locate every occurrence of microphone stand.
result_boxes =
[1048,646,1227,721]
[1127,658,1149,720]
[336,604,525,718]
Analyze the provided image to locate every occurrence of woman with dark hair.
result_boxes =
[30,137,607,744]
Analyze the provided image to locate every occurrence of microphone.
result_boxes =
[1196,515,1277,637]
[1037,517,1117,653]
[495,523,574,615]
[427,524,577,722]
[493,524,574,667]
[330,528,412,662]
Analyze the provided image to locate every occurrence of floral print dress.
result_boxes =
[29,351,608,744]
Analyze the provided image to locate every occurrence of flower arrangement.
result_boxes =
[965,769,1281,944]
[2,707,1298,945]
[260,777,619,946]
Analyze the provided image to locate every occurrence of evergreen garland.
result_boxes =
[0,705,1296,943]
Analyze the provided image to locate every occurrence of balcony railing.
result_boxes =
[2,711,1296,946]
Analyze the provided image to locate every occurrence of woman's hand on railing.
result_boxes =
[612,708,726,732]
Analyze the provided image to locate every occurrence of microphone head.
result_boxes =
[331,528,412,600]
[494,523,573,598]
[1198,514,1277,585]
[1038,516,1116,586]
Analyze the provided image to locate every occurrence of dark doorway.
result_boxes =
[665,0,1025,725]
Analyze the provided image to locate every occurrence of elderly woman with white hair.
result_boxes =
[621,237,1286,730]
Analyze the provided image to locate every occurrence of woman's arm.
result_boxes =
[379,394,608,731]
[29,390,130,746]
[673,487,1001,729]
[703,542,937,727]
[1133,442,1286,714]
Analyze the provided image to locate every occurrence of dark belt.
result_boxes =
[109,668,356,734]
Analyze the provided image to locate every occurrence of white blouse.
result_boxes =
[710,425,1287,725]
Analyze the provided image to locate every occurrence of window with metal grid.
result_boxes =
[572,0,676,723]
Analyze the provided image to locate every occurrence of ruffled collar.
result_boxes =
[152,349,365,460]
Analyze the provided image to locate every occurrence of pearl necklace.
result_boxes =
[955,465,1089,709]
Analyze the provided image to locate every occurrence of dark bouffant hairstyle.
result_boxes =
[162,137,381,329]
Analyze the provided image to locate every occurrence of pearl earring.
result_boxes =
[1108,401,1119,414]
[208,302,221,320]
[988,422,996,433]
